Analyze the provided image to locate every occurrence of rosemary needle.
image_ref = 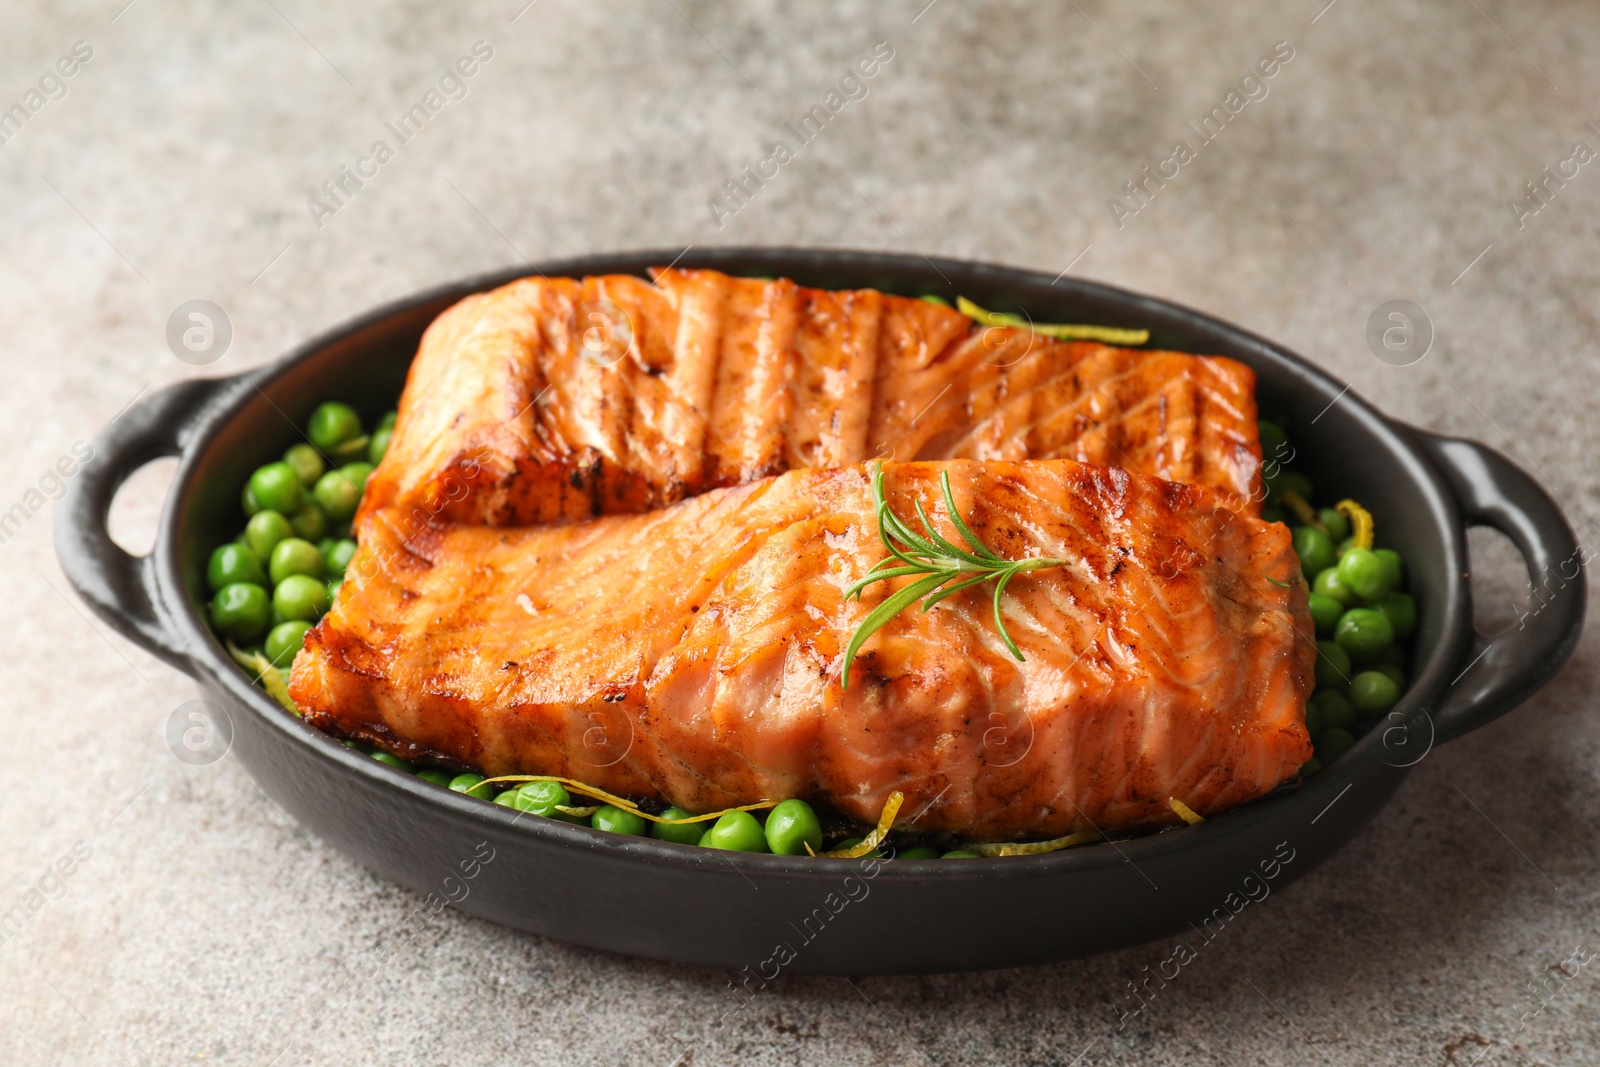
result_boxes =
[841,464,1068,688]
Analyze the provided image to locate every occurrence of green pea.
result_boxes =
[308,402,364,451]
[372,751,413,771]
[448,773,494,800]
[326,579,343,603]
[269,537,324,583]
[1309,689,1357,731]
[340,462,375,491]
[1314,639,1352,689]
[207,542,264,591]
[311,470,360,522]
[1335,607,1395,664]
[416,769,455,786]
[288,502,327,541]
[327,436,370,464]
[701,810,769,852]
[506,780,570,816]
[1307,592,1344,635]
[264,619,312,666]
[323,539,358,579]
[895,845,941,859]
[1257,420,1291,465]
[1336,537,1356,558]
[1300,757,1323,776]
[248,462,303,515]
[1317,508,1350,542]
[1313,567,1359,607]
[209,582,271,640]
[377,410,398,433]
[1293,526,1338,578]
[1375,548,1405,587]
[1373,592,1417,640]
[283,442,325,487]
[1304,699,1324,736]
[942,849,981,859]
[494,789,534,811]
[245,510,295,561]
[368,428,392,465]
[1314,727,1356,763]
[651,806,706,845]
[1375,663,1407,689]
[1337,547,1396,601]
[1264,469,1313,502]
[763,799,823,856]
[273,574,330,621]
[1349,671,1401,715]
[241,483,262,517]
[592,804,649,836]
[920,294,951,307]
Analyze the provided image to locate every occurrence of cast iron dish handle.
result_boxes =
[56,377,233,671]
[1412,429,1586,743]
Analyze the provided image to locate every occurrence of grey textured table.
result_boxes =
[3,1,1597,1063]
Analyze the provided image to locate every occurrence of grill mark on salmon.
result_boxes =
[358,270,1264,529]
[294,460,1312,841]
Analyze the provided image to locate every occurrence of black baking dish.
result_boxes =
[56,248,1584,973]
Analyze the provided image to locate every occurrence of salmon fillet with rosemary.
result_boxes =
[293,460,1312,841]
[357,269,1264,528]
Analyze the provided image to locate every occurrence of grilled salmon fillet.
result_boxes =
[293,460,1312,840]
[358,269,1264,528]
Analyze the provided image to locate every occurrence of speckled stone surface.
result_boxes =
[3,0,1598,1063]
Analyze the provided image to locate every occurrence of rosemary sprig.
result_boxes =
[840,463,1068,688]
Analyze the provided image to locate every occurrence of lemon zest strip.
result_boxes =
[955,296,1150,346]
[971,830,1102,857]
[227,640,298,715]
[821,791,904,858]
[1169,798,1204,825]
[476,775,778,824]
[1335,499,1374,550]
[1280,489,1320,528]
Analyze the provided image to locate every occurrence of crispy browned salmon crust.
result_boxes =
[293,460,1312,841]
[358,269,1264,528]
